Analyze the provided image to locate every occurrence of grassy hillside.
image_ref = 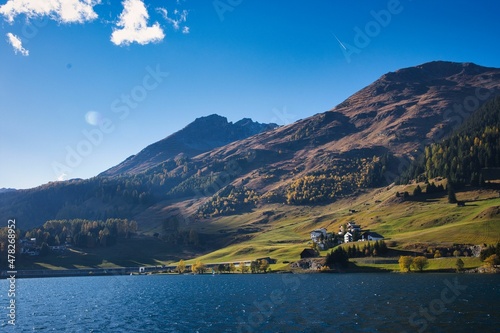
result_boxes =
[171,183,500,269]
[10,183,499,271]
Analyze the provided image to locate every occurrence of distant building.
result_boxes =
[361,231,384,242]
[344,232,354,243]
[20,238,39,255]
[347,221,361,233]
[310,228,327,243]
[256,257,277,264]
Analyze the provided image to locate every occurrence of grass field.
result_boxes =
[21,184,500,271]
[351,256,483,272]
[188,184,499,266]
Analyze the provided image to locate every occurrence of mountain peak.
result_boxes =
[190,114,228,125]
[100,114,278,177]
[330,61,500,153]
[381,61,490,83]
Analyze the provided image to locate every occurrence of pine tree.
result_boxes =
[447,183,457,204]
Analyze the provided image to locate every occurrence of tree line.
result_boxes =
[25,218,137,248]
[175,259,270,274]
[324,240,390,268]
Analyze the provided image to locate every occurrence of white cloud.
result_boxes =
[157,7,189,33]
[6,32,29,56]
[111,0,164,46]
[0,0,101,24]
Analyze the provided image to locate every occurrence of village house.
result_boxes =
[20,238,40,256]
[310,228,327,243]
[344,232,354,243]
[361,231,384,242]
[300,248,319,259]
[347,221,361,233]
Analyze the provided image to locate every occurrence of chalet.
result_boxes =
[256,257,277,264]
[344,232,354,243]
[20,238,39,255]
[361,231,384,242]
[338,225,344,235]
[310,228,327,243]
[347,221,361,233]
[300,248,319,259]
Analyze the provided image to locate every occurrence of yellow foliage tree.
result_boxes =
[399,256,413,272]
[176,259,186,274]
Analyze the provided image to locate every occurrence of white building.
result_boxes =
[344,232,354,243]
[310,228,327,243]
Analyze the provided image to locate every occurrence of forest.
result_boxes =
[24,218,137,248]
[285,154,392,205]
[399,96,500,185]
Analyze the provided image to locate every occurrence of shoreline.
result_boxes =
[2,265,497,279]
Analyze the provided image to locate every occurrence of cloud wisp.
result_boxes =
[6,32,29,56]
[157,7,189,33]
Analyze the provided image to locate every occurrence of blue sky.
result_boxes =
[1,0,500,189]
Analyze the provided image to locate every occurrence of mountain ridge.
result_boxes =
[100,114,278,177]
[1,60,500,233]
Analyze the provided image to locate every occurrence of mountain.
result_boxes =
[1,61,500,234]
[100,114,278,177]
[183,61,500,204]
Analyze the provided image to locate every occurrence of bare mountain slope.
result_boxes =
[100,114,278,177]
[2,61,500,231]
[187,61,500,193]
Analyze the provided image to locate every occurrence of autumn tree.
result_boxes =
[484,254,499,267]
[192,260,205,274]
[239,262,249,273]
[259,259,269,273]
[411,256,429,272]
[399,256,413,272]
[176,259,186,274]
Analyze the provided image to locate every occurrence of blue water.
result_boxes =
[0,273,498,332]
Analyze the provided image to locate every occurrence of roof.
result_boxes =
[300,248,319,258]
[363,231,384,238]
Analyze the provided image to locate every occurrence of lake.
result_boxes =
[1,273,498,332]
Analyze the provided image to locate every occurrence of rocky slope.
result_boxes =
[100,114,278,176]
